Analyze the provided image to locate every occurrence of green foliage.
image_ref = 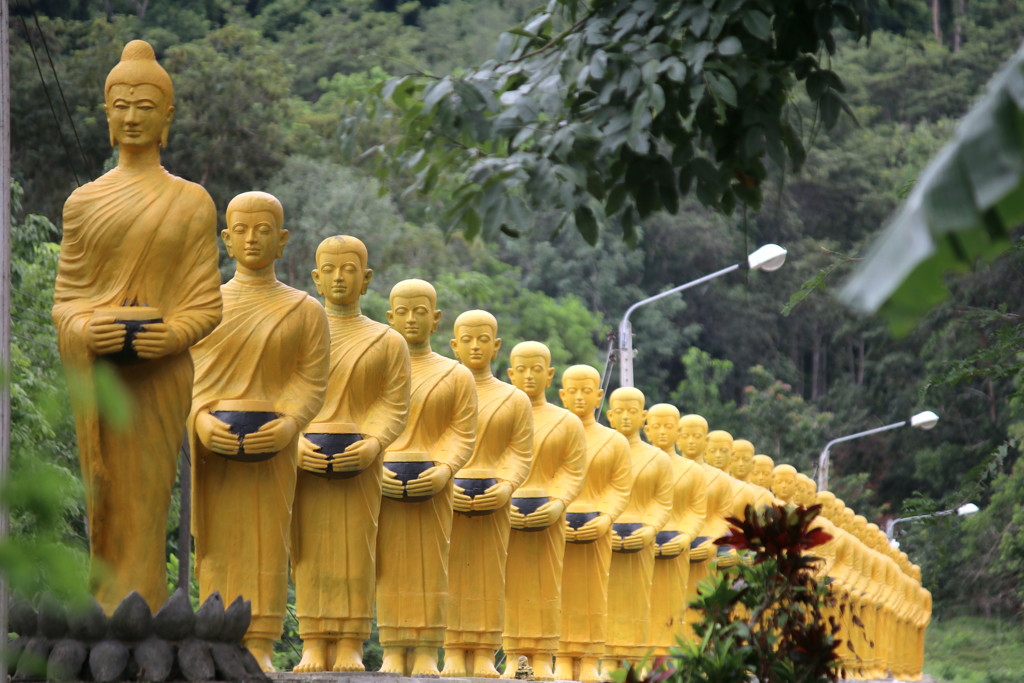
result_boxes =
[924,616,1024,683]
[354,0,881,243]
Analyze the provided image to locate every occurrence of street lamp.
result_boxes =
[613,244,787,389]
[885,502,979,539]
[816,410,939,490]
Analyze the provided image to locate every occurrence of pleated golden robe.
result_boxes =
[684,463,735,638]
[189,276,329,640]
[292,313,411,640]
[650,453,706,652]
[503,402,586,654]
[53,165,222,613]
[558,421,632,658]
[376,351,476,648]
[606,440,672,659]
[445,375,533,650]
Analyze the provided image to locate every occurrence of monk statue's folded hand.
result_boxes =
[405,464,451,498]
[196,411,239,457]
[332,436,381,473]
[133,321,183,360]
[621,524,655,551]
[243,416,297,455]
[657,536,686,558]
[85,315,127,356]
[452,485,473,513]
[509,506,527,529]
[381,467,404,499]
[574,513,611,542]
[298,435,329,473]
[689,541,714,561]
[524,498,565,529]
[610,529,624,551]
[470,481,513,512]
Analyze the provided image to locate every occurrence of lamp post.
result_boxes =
[614,244,787,389]
[816,410,939,490]
[885,502,979,539]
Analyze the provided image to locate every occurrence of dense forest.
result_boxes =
[7,0,1024,674]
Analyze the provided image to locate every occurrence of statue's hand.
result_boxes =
[509,506,528,530]
[243,416,297,455]
[298,435,329,473]
[381,467,404,499]
[525,498,565,529]
[689,539,715,561]
[610,529,624,552]
[85,315,127,356]
[657,536,686,558]
[405,465,451,498]
[471,481,514,512]
[621,524,656,551]
[133,322,182,360]
[574,513,611,542]
[196,411,239,457]
[453,484,473,513]
[332,436,382,473]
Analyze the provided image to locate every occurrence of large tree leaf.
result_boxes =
[839,45,1024,334]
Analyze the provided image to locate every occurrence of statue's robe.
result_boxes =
[292,312,410,642]
[503,402,586,655]
[649,453,706,652]
[605,440,672,660]
[683,462,734,640]
[376,351,476,648]
[445,374,532,651]
[189,274,329,640]
[557,421,632,658]
[53,165,222,613]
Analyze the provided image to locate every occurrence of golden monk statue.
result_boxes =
[502,342,586,681]
[443,310,533,678]
[189,191,330,670]
[376,279,477,677]
[706,430,756,526]
[603,388,672,674]
[749,454,775,491]
[678,416,734,640]
[290,236,411,672]
[553,365,632,683]
[643,403,706,655]
[52,39,223,613]
[741,451,776,507]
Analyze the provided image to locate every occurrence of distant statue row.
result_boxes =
[53,40,928,683]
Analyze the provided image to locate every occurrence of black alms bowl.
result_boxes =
[454,477,498,517]
[689,535,710,550]
[210,409,279,462]
[612,522,644,553]
[655,530,683,558]
[386,460,435,502]
[511,495,549,531]
[565,511,599,544]
[304,432,363,479]
[107,317,163,365]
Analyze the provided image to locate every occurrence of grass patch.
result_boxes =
[925,615,1024,682]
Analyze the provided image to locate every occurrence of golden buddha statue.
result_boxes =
[706,431,755,526]
[502,342,586,681]
[443,310,533,678]
[291,236,412,672]
[602,388,672,673]
[747,454,778,507]
[376,279,477,677]
[553,365,632,683]
[189,191,330,670]
[53,39,223,613]
[643,403,706,655]
[770,464,798,502]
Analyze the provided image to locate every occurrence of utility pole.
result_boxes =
[2,0,14,650]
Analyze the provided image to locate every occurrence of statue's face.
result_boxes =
[559,376,601,418]
[705,436,733,471]
[223,209,287,271]
[105,83,172,150]
[796,479,816,506]
[313,249,369,307]
[677,419,708,460]
[750,460,773,488]
[772,472,796,501]
[608,398,645,437]
[508,353,553,399]
[731,444,754,479]
[388,294,438,346]
[644,411,679,450]
[451,323,499,371]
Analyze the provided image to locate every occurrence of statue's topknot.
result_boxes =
[105,39,174,103]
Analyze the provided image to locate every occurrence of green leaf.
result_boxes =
[575,205,599,245]
[718,37,743,56]
[742,10,772,41]
[707,72,737,108]
[422,78,453,113]
[819,91,841,129]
